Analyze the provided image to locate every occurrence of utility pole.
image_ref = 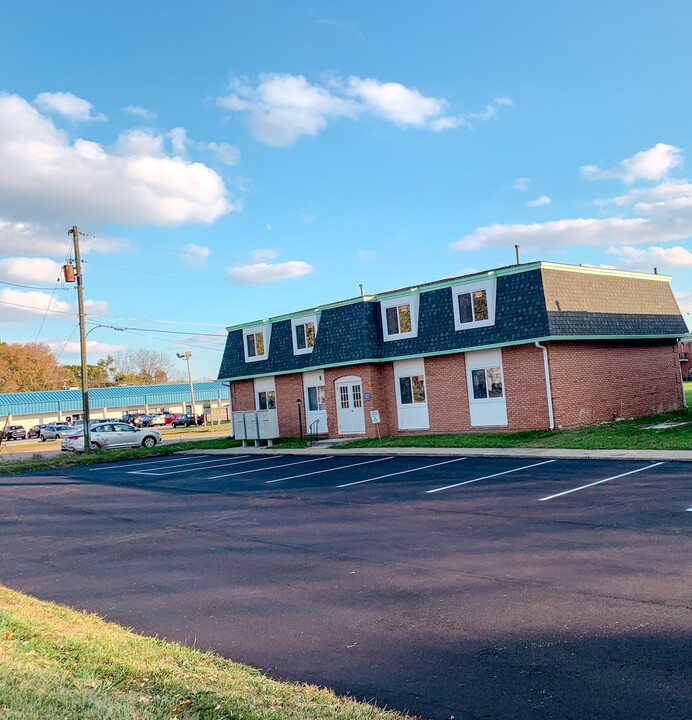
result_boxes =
[68,225,92,453]
[176,352,199,424]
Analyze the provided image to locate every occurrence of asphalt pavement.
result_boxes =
[1,452,690,719]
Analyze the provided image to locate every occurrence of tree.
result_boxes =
[112,349,176,385]
[0,342,67,392]
[62,355,117,388]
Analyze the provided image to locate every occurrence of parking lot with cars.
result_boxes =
[1,452,689,719]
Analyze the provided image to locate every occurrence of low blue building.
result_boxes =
[0,382,230,426]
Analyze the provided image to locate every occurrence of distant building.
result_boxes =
[0,381,230,427]
[218,262,688,439]
[679,336,692,381]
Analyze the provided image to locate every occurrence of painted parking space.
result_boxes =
[1,453,690,720]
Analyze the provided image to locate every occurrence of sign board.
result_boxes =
[370,410,381,424]
[364,392,372,401]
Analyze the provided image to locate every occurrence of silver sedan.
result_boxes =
[61,422,162,452]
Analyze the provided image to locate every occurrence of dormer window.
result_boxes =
[291,315,318,355]
[381,295,419,341]
[452,279,496,331]
[243,324,271,362]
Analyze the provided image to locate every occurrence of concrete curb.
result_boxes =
[185,445,692,462]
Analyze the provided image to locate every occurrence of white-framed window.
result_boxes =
[470,366,504,400]
[306,385,326,411]
[257,390,276,410]
[398,375,426,405]
[380,294,419,341]
[291,315,318,355]
[451,279,496,331]
[254,376,276,410]
[243,324,271,362]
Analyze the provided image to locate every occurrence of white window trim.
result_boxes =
[451,279,496,331]
[243,324,271,362]
[395,374,428,407]
[467,365,505,404]
[380,294,420,342]
[291,315,318,356]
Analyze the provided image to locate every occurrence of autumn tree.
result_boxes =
[0,342,67,392]
[111,349,178,385]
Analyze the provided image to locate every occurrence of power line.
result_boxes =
[0,297,76,316]
[0,279,70,291]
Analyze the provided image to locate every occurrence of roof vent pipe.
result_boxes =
[515,244,521,265]
[653,267,658,275]
[359,283,365,298]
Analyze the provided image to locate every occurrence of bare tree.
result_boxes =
[112,348,176,385]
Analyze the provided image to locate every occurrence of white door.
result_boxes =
[303,370,328,435]
[335,377,365,434]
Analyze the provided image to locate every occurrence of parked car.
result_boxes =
[27,424,46,439]
[170,413,204,427]
[39,423,72,441]
[1,425,27,441]
[121,413,147,427]
[143,413,166,427]
[61,422,162,452]
[163,412,178,424]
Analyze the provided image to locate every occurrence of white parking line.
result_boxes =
[209,455,335,480]
[266,456,394,484]
[425,459,557,494]
[90,455,208,471]
[131,456,278,477]
[339,457,468,488]
[127,455,251,475]
[538,462,665,501]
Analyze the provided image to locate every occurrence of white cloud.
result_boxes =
[357,250,378,262]
[51,339,127,357]
[252,248,278,261]
[346,76,447,126]
[526,194,551,207]
[608,245,692,270]
[34,91,106,122]
[218,73,358,147]
[0,93,234,226]
[0,257,63,283]
[0,219,125,258]
[452,148,692,253]
[513,177,531,191]
[169,127,189,157]
[0,287,110,324]
[122,105,156,120]
[431,96,513,131]
[580,143,682,183]
[204,141,240,166]
[180,243,210,265]
[218,73,510,146]
[226,260,315,284]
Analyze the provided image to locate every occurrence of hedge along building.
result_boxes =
[217,262,688,439]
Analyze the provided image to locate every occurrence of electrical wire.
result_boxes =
[0,279,70,291]
[0,297,76,316]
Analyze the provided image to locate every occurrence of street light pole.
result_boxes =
[176,352,198,423]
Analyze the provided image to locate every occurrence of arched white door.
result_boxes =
[335,376,365,434]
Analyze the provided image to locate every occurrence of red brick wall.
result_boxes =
[230,379,255,411]
[503,344,551,430]
[275,373,304,437]
[425,354,472,433]
[547,340,683,427]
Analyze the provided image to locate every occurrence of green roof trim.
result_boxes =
[218,332,681,382]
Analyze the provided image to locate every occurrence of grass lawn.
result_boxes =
[0,585,411,720]
[337,382,692,451]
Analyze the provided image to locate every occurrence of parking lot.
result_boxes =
[1,452,690,719]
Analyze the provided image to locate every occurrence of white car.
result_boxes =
[61,422,162,452]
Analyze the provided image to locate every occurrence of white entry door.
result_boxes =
[335,377,366,434]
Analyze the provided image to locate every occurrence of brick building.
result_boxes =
[217,262,688,438]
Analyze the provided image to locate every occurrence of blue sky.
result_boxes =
[1,1,691,378]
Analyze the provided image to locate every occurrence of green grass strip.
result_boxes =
[0,585,413,720]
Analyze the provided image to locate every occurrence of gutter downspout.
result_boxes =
[535,341,555,430]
